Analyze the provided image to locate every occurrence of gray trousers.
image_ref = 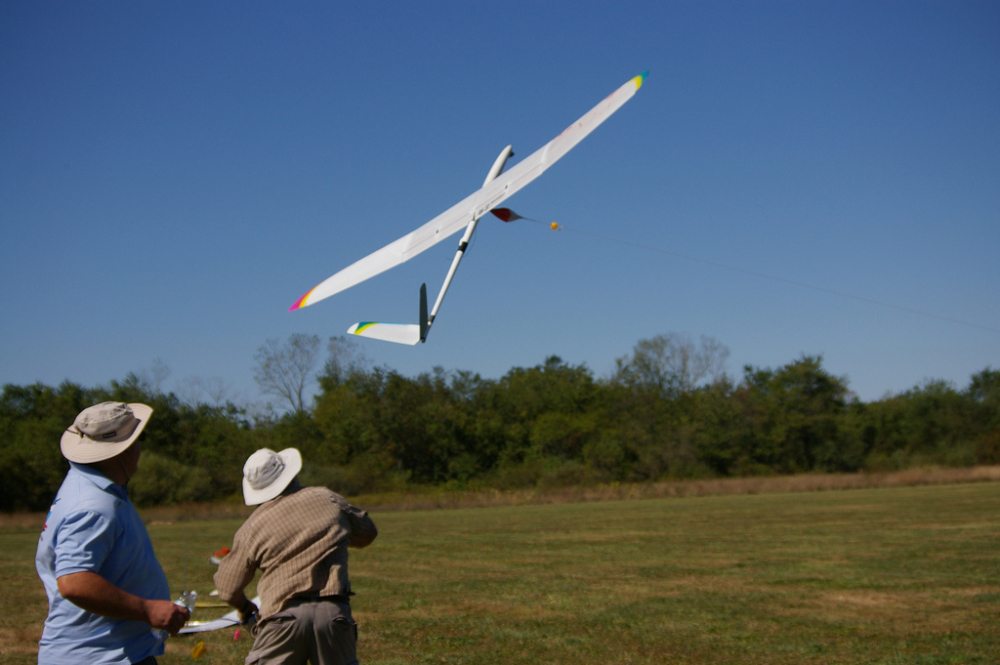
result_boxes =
[245,598,358,665]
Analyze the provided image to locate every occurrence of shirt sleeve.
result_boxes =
[343,501,378,548]
[53,510,118,578]
[214,535,258,604]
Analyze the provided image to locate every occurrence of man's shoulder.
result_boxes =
[53,470,120,518]
[42,482,122,551]
[233,487,340,546]
[298,486,358,511]
[268,486,350,518]
[237,486,333,527]
[269,485,339,504]
[300,486,341,501]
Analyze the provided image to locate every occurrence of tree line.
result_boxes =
[2,333,997,512]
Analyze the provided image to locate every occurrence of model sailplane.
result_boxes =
[290,71,648,344]
[178,595,262,634]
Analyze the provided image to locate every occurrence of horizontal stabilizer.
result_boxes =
[347,322,422,345]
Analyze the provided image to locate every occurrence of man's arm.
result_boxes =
[345,504,378,548]
[57,572,189,635]
[214,538,259,621]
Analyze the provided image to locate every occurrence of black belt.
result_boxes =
[319,595,351,604]
[286,594,351,608]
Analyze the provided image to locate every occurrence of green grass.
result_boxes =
[3,482,999,664]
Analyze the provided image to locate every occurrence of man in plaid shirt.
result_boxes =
[215,448,378,665]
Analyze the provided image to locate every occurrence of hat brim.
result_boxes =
[60,403,153,464]
[242,448,302,506]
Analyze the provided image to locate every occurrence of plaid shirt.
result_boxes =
[214,486,377,619]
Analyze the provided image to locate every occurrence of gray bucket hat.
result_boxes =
[60,402,153,464]
[242,448,302,505]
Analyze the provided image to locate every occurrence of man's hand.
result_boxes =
[238,599,259,625]
[145,599,191,636]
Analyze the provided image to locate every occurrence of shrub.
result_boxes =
[129,452,214,506]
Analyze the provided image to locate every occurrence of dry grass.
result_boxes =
[351,464,1000,512]
[3,466,997,529]
[0,499,255,531]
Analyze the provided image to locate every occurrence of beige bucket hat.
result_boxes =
[60,402,153,464]
[242,448,302,506]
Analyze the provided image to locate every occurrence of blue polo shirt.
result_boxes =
[36,462,171,665]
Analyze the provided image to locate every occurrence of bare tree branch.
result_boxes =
[614,333,730,395]
[252,334,322,413]
[319,335,371,389]
[136,358,171,395]
[177,376,205,406]
[203,376,231,407]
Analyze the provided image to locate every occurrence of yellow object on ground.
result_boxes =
[191,641,207,659]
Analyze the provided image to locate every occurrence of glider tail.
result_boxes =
[345,283,430,346]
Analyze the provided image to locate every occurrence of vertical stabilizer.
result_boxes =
[419,283,429,343]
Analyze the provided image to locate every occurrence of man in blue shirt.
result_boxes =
[36,402,190,665]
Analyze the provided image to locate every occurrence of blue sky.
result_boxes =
[2,1,997,406]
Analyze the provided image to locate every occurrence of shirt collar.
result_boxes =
[69,461,128,499]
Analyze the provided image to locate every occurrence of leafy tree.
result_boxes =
[128,452,214,506]
[858,378,978,469]
[4,335,1000,512]
[733,356,857,474]
[317,336,370,391]
[967,368,1000,463]
[488,356,600,469]
[0,382,92,510]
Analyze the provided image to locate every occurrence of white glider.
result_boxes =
[290,71,647,344]
[178,595,262,634]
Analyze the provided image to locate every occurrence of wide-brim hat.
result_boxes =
[60,402,153,464]
[242,448,302,506]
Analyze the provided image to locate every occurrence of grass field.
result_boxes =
[3,480,998,664]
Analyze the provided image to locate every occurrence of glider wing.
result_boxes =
[290,71,647,311]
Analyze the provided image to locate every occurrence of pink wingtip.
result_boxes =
[290,285,320,311]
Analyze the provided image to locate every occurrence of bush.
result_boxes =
[129,452,214,506]
[976,428,1000,465]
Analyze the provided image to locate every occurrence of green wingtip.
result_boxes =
[635,70,649,89]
